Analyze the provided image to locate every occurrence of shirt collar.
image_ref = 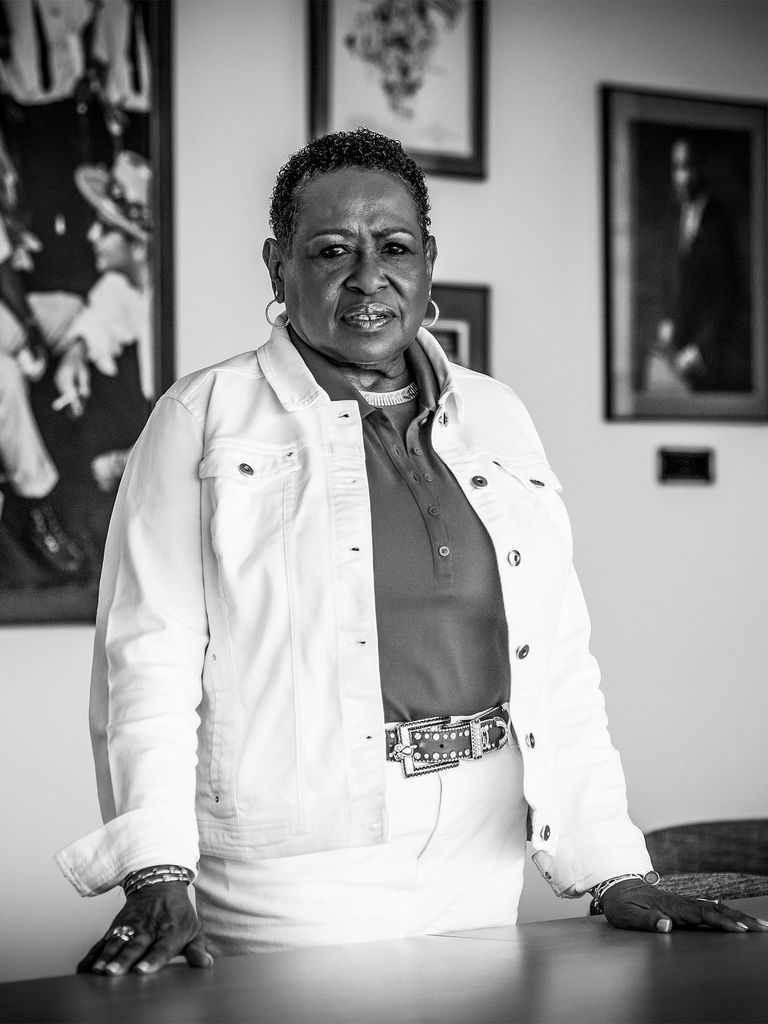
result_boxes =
[289,330,375,418]
[289,328,443,419]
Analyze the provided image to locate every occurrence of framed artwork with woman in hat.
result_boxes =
[0,0,174,622]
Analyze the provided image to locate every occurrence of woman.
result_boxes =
[57,129,768,976]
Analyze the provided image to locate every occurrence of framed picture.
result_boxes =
[308,0,486,178]
[602,85,768,420]
[429,283,489,373]
[0,0,174,623]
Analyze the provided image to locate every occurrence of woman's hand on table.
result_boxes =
[77,882,212,975]
[601,878,768,934]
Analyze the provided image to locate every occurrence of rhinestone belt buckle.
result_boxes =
[480,715,509,753]
[392,715,460,778]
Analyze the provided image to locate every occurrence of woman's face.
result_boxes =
[88,219,135,275]
[264,168,436,371]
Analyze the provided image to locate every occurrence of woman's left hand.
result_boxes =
[601,878,768,933]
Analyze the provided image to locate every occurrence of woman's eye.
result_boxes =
[383,243,408,256]
[319,245,347,258]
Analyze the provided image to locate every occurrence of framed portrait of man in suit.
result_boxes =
[0,0,175,623]
[602,85,767,421]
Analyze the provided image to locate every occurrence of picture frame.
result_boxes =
[429,283,489,373]
[602,85,768,421]
[308,0,486,178]
[0,0,175,623]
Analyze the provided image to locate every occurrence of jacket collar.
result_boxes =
[256,323,465,423]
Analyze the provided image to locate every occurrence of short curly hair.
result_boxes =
[269,127,432,249]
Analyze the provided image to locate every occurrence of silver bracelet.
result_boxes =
[589,870,660,914]
[123,864,192,897]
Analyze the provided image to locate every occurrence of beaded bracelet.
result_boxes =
[123,864,192,898]
[589,870,660,915]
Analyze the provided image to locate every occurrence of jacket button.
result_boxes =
[540,824,551,841]
[238,463,253,476]
[508,550,521,566]
[516,644,530,659]
[471,475,488,488]
[525,732,535,748]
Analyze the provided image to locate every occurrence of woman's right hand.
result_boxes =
[77,882,212,975]
[52,340,91,418]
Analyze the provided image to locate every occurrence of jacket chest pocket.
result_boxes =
[199,445,301,561]
[490,455,572,569]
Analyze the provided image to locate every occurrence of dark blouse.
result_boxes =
[291,333,510,723]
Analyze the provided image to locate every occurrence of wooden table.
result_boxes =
[2,896,766,1023]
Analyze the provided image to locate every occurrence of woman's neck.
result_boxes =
[288,326,413,392]
[336,357,411,393]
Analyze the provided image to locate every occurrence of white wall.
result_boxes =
[2,0,768,982]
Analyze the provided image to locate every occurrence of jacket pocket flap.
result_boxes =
[491,455,563,495]
[199,446,299,483]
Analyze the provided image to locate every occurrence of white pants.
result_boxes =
[194,723,528,956]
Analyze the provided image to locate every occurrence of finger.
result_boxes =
[606,901,667,933]
[735,912,768,932]
[51,392,73,411]
[131,931,197,975]
[77,939,109,973]
[691,901,768,933]
[663,898,746,933]
[182,933,214,969]
[92,932,154,976]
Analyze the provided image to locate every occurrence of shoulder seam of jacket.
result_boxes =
[158,392,206,434]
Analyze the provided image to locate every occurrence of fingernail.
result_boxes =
[93,961,106,972]
[104,962,121,975]
[735,922,749,931]
[756,919,768,927]
[204,953,214,967]
[657,919,672,933]
[134,961,151,974]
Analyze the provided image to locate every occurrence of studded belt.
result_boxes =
[384,704,510,778]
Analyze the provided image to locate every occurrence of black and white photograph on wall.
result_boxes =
[0,0,174,623]
[429,282,489,373]
[309,0,486,178]
[602,85,768,420]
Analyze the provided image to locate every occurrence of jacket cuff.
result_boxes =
[55,805,199,896]
[532,819,654,898]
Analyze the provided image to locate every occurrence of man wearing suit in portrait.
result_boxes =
[656,137,750,393]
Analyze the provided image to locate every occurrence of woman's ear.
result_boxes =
[262,238,285,302]
[425,236,438,281]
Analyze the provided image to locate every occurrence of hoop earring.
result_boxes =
[422,296,439,329]
[265,298,290,327]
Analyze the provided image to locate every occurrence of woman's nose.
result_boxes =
[347,250,386,293]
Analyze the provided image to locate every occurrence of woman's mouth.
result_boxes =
[341,305,395,330]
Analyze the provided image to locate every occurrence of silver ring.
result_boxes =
[109,925,136,942]
[696,897,720,905]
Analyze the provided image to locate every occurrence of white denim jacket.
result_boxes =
[56,326,652,898]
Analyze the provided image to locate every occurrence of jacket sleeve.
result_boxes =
[531,551,654,897]
[55,394,209,895]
